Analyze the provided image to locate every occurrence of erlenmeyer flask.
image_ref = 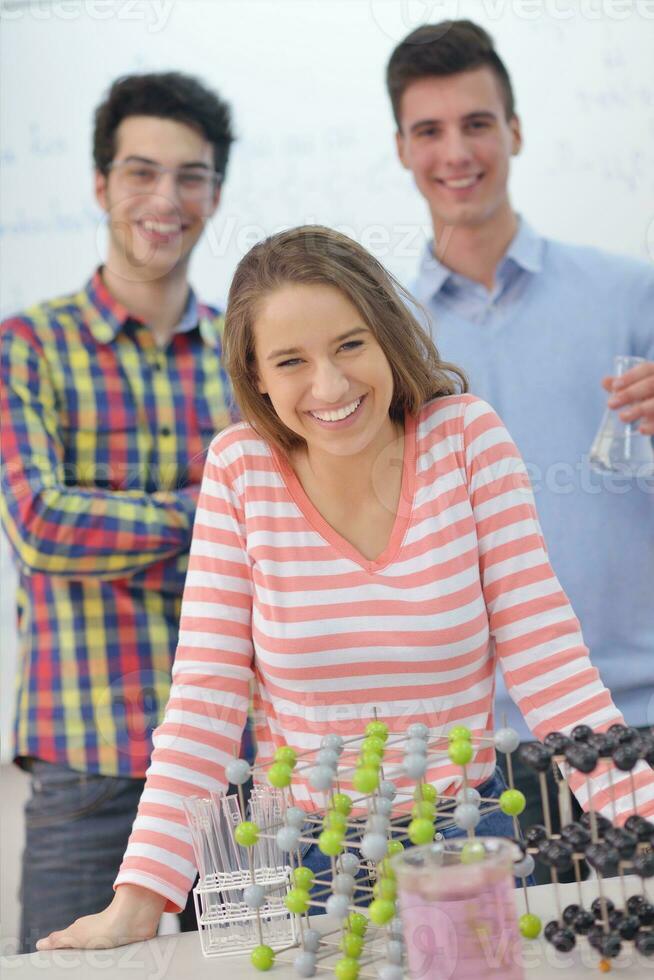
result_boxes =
[589,355,654,476]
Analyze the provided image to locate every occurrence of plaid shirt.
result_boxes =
[0,269,236,776]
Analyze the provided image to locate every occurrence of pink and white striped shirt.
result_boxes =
[116,395,654,911]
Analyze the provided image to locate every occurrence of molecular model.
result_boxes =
[184,719,654,976]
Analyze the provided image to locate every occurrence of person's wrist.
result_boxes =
[112,884,167,925]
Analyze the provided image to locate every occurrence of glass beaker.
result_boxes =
[589,355,654,476]
[391,838,524,980]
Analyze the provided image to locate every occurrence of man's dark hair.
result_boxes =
[93,72,234,178]
[386,20,516,129]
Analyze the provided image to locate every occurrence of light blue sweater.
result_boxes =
[412,219,654,740]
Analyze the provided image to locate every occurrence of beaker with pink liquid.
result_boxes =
[392,838,524,980]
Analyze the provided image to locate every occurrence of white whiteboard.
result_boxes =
[1,0,653,759]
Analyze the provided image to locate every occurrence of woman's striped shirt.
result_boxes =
[116,394,654,912]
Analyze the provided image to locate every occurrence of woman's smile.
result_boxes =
[305,394,366,428]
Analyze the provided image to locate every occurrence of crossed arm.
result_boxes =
[1,326,198,580]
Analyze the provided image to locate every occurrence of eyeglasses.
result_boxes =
[107,159,222,201]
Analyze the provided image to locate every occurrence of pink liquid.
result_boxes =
[398,863,524,980]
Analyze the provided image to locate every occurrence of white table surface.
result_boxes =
[2,877,652,978]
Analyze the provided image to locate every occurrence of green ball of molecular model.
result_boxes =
[274,744,297,768]
[331,792,353,816]
[499,788,526,816]
[347,912,368,937]
[369,898,396,926]
[519,913,542,939]
[373,877,397,901]
[448,725,471,742]
[386,839,404,858]
[414,782,437,804]
[285,888,310,914]
[293,866,314,890]
[408,817,434,845]
[340,932,364,957]
[318,829,343,856]
[267,761,293,788]
[461,840,486,864]
[234,821,259,847]
[377,857,396,879]
[352,766,379,794]
[411,800,435,820]
[361,735,385,756]
[448,739,473,766]
[334,957,359,980]
[324,810,348,834]
[365,720,389,741]
[251,944,275,971]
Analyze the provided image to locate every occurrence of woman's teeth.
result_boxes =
[310,397,362,423]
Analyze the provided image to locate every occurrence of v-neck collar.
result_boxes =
[272,412,418,574]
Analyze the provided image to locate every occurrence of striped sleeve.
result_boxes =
[115,436,254,911]
[463,397,654,822]
[0,320,197,578]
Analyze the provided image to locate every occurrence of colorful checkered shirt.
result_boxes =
[0,269,236,776]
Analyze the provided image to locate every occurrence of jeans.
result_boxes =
[18,758,150,953]
[299,767,530,914]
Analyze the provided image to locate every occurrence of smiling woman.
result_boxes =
[36,226,654,951]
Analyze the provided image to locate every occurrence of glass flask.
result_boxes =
[589,355,654,476]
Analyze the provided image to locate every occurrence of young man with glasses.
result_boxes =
[0,72,242,951]
[386,22,654,882]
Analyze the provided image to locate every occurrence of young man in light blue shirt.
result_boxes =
[386,20,654,877]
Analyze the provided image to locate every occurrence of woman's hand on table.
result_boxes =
[35,884,166,950]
